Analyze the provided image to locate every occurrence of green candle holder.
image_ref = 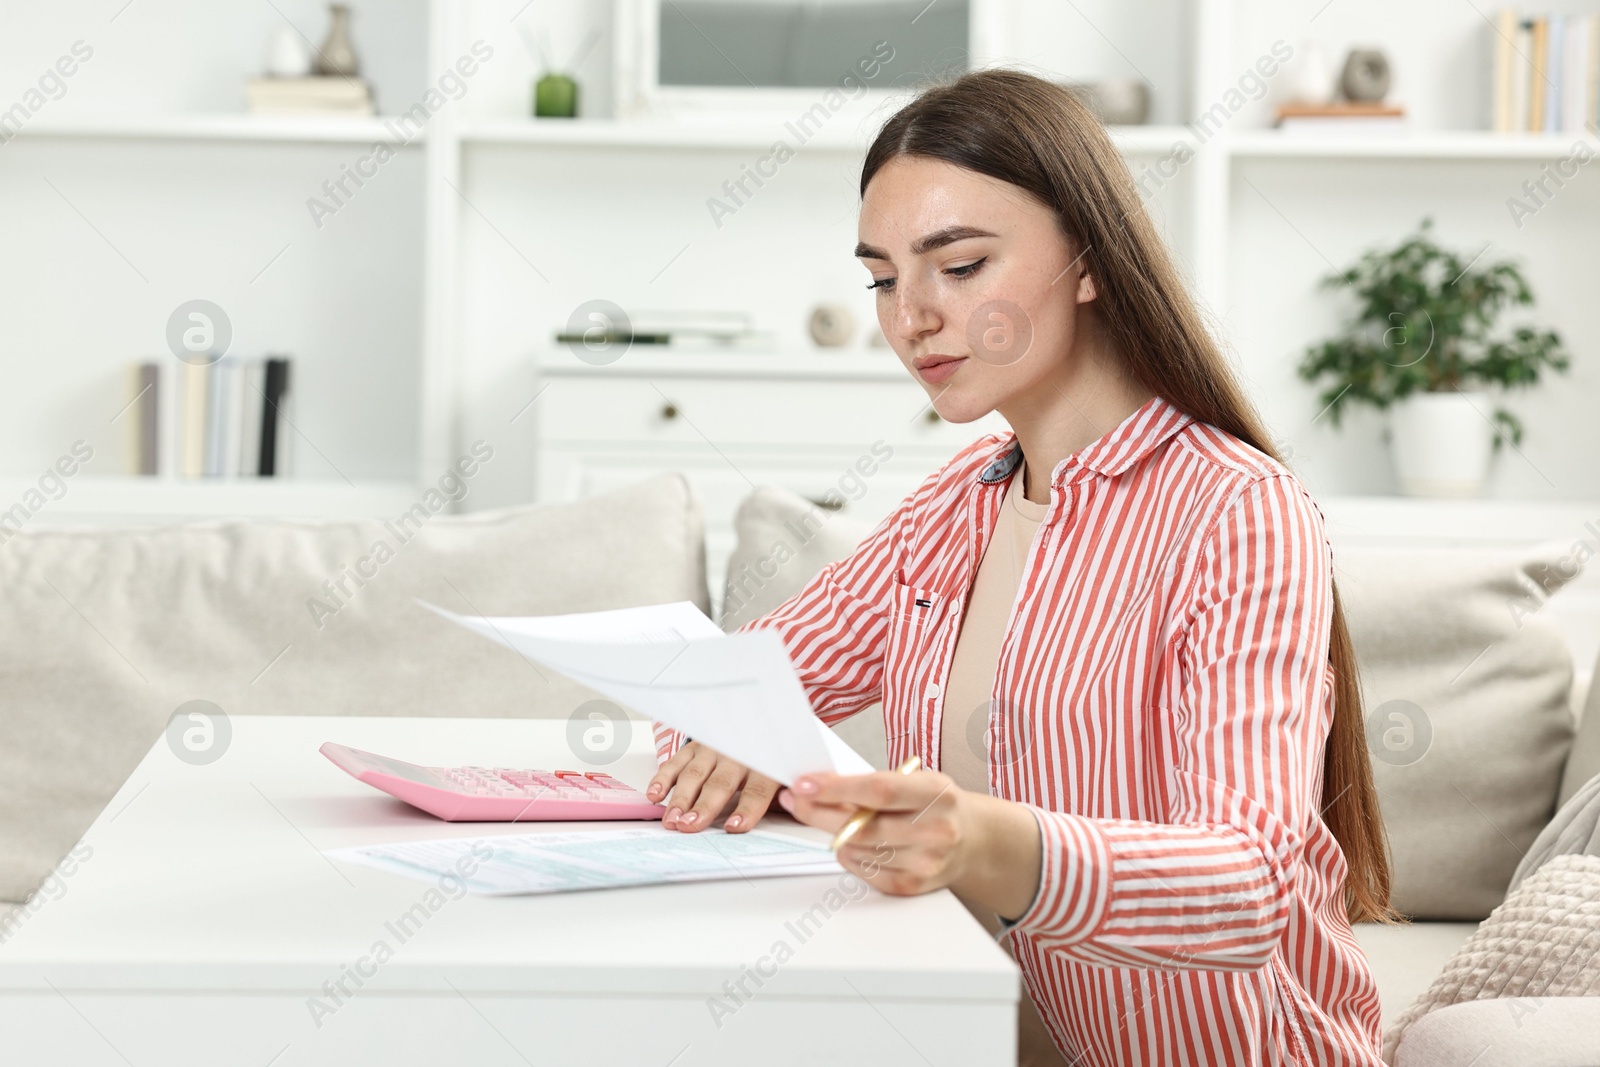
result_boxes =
[534,73,578,118]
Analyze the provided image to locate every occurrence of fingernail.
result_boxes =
[683,811,699,825]
[666,807,681,827]
[647,783,663,799]
[725,814,743,830]
[778,790,795,812]
[795,778,818,795]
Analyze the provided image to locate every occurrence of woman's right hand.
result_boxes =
[646,741,781,833]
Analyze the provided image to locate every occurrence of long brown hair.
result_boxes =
[863,69,1394,924]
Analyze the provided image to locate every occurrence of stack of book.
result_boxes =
[123,357,292,478]
[245,77,374,116]
[1492,10,1600,133]
[1273,102,1407,135]
[553,311,775,351]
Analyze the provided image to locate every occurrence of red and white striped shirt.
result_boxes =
[658,394,1383,1064]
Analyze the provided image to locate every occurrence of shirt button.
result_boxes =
[925,683,942,699]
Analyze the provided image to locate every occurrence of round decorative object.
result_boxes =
[808,304,855,347]
[1341,48,1391,103]
[263,26,312,78]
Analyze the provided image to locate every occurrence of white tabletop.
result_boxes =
[0,715,1018,1006]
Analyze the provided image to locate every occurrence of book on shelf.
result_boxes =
[1273,102,1407,136]
[180,360,207,478]
[124,362,159,476]
[245,76,374,116]
[259,358,291,478]
[1492,9,1600,134]
[128,356,292,479]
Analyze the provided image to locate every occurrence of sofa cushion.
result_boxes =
[720,485,875,631]
[1336,546,1576,919]
[721,486,887,769]
[1382,853,1600,1062]
[0,473,708,904]
[1395,997,1600,1067]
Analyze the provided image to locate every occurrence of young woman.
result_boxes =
[647,69,1392,1065]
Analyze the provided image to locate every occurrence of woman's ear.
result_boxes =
[1076,269,1098,304]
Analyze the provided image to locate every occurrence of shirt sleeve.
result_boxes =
[1009,474,1335,972]
[653,486,913,764]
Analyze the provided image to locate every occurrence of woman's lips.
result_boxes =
[915,356,966,385]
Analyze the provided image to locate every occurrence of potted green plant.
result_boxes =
[1297,218,1571,497]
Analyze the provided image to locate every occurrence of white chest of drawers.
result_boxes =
[529,351,1011,612]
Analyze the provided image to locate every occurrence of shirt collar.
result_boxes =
[977,394,1194,486]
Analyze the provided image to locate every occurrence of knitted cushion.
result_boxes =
[1382,853,1600,1062]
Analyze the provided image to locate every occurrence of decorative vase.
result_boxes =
[1388,391,1494,497]
[1284,40,1337,105]
[535,73,578,118]
[314,4,360,78]
[263,25,312,78]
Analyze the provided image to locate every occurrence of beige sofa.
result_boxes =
[3,474,1597,1063]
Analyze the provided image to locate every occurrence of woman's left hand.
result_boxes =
[778,768,1044,917]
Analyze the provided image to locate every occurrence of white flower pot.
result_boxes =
[1388,390,1494,497]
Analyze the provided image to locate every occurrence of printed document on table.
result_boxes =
[327,828,843,896]
[420,600,874,784]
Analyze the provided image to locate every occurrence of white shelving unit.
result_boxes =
[16,115,425,144]
[457,117,1196,153]
[3,0,1598,522]
[1228,130,1600,159]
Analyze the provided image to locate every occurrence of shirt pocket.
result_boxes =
[884,572,947,710]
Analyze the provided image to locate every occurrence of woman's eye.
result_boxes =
[946,257,987,279]
[866,277,896,292]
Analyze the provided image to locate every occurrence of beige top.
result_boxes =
[938,462,1067,1067]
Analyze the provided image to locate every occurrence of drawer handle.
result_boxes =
[924,408,942,425]
[659,402,679,421]
[803,495,846,512]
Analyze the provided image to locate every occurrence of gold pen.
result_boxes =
[829,755,922,851]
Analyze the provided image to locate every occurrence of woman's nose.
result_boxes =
[891,279,941,341]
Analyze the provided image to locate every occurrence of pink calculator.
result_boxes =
[320,742,666,822]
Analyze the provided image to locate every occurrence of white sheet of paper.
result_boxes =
[327,828,842,896]
[422,600,874,783]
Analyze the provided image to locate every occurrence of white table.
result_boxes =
[0,716,1017,1066]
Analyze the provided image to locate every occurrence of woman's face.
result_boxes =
[857,155,1096,423]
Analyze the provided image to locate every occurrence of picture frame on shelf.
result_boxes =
[610,0,1010,122]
